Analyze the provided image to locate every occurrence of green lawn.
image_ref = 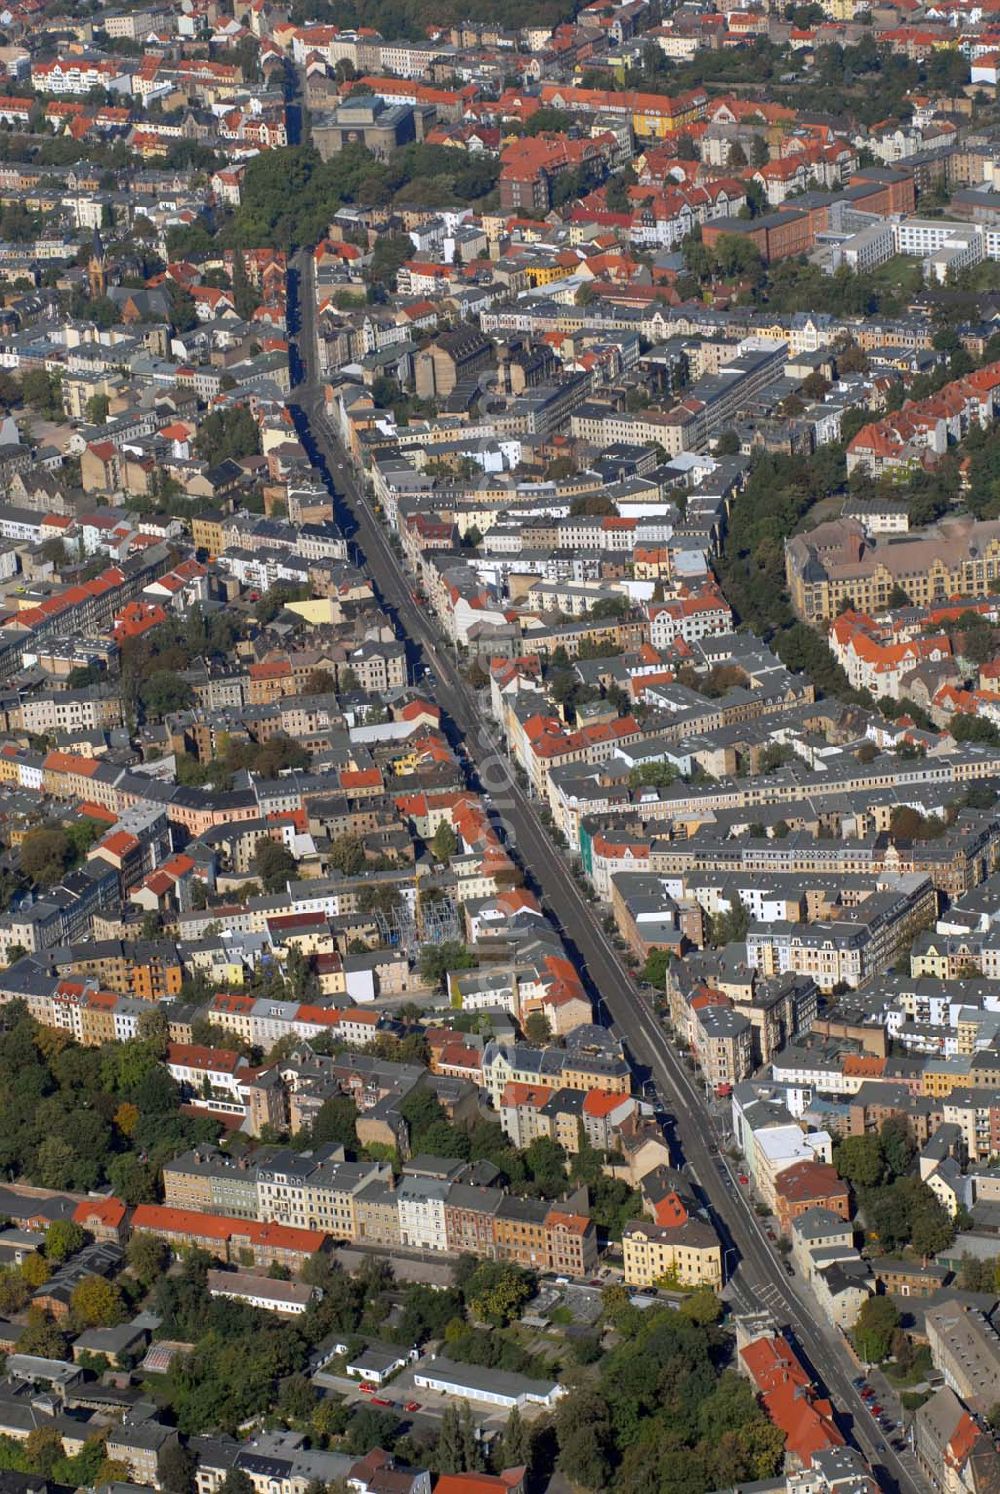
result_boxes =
[883,1344,932,1387]
[868,254,924,301]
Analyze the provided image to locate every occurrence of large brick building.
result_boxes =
[786,514,1000,624]
[773,1159,851,1236]
[702,171,915,264]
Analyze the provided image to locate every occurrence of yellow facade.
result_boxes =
[522,262,568,287]
[622,1225,722,1288]
[192,514,225,555]
[285,598,339,626]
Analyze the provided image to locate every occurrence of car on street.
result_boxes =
[370,1397,394,1408]
[404,1402,421,1414]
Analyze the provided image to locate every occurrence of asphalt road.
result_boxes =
[286,249,922,1494]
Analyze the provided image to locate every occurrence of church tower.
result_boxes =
[88,227,106,299]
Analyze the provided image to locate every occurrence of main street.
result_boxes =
[286,248,922,1494]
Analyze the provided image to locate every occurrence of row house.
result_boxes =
[161,1144,598,1271]
[129,1205,327,1270]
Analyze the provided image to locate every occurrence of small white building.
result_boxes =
[206,1270,318,1315]
[413,1356,565,1410]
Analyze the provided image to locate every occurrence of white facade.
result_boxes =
[397,1180,449,1252]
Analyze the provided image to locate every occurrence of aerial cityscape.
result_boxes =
[1,2,1000,1493]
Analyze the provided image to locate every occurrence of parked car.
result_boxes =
[359,1382,377,1395]
[404,1402,421,1414]
[784,1262,794,1276]
[737,1173,749,1185]
[370,1397,394,1409]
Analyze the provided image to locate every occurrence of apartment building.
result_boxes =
[621,1215,723,1288]
[161,1144,390,1236]
[127,1206,328,1270]
[786,514,1000,624]
[925,1301,1000,1417]
[482,1040,630,1108]
[692,1004,754,1090]
[746,876,936,992]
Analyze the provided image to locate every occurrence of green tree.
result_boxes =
[468,1262,534,1326]
[523,1010,551,1045]
[431,820,458,861]
[312,1095,358,1151]
[303,668,336,695]
[108,1153,159,1205]
[555,1387,614,1489]
[499,1405,529,1469]
[344,1406,399,1456]
[419,940,474,990]
[710,901,750,947]
[230,250,261,322]
[880,1114,915,1180]
[24,1427,63,1477]
[20,826,70,886]
[277,1373,315,1422]
[127,1232,170,1288]
[834,1133,884,1187]
[909,1188,955,1258]
[85,392,110,425]
[44,1219,84,1263]
[853,1295,899,1363]
[194,406,260,467]
[39,536,67,566]
[679,1286,723,1325]
[18,1307,67,1359]
[168,283,198,334]
[70,1274,125,1328]
[34,1135,76,1189]
[21,368,61,416]
[20,1253,50,1288]
[139,671,193,719]
[640,948,672,987]
[221,1471,254,1494]
[628,761,677,791]
[329,835,365,875]
[437,1404,463,1474]
[950,714,1000,746]
[459,1400,483,1472]
[524,1135,568,1196]
[253,839,297,891]
[159,1442,196,1494]
[0,1270,28,1316]
[366,233,413,291]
